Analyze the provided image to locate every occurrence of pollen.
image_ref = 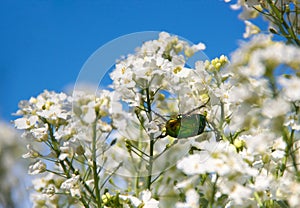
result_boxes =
[173,66,182,74]
[145,70,151,76]
[121,67,126,74]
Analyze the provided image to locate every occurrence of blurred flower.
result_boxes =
[0,121,28,207]
[14,115,39,130]
[219,181,253,205]
[176,189,199,208]
[177,140,258,177]
[28,160,46,175]
[243,20,260,38]
[60,175,81,198]
[22,144,41,158]
[284,112,300,130]
[279,76,300,101]
[140,190,159,208]
[262,97,290,118]
[120,190,159,208]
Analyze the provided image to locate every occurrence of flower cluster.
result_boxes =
[14,90,121,207]
[225,0,300,45]
[14,28,300,207]
[0,121,28,207]
[173,33,300,207]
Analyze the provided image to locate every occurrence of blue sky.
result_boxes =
[1,0,251,122]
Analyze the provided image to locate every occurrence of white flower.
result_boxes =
[175,175,198,189]
[14,115,39,129]
[271,149,285,162]
[110,31,206,112]
[42,184,56,196]
[61,175,81,197]
[244,0,261,7]
[28,160,46,175]
[240,131,275,154]
[30,192,58,208]
[59,142,73,160]
[81,100,97,124]
[177,154,205,175]
[252,174,271,192]
[31,172,57,191]
[22,144,40,158]
[288,182,300,208]
[243,20,260,38]
[279,76,300,101]
[230,34,272,75]
[219,181,253,205]
[140,190,159,208]
[176,189,199,208]
[119,194,141,207]
[120,190,158,208]
[30,173,60,207]
[262,97,290,118]
[54,122,76,140]
[145,121,160,134]
[178,140,258,179]
[36,104,68,122]
[30,124,49,141]
[284,112,300,130]
[184,43,206,57]
[14,90,71,131]
[271,137,286,162]
[61,175,79,189]
[228,83,251,103]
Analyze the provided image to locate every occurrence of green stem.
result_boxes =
[289,105,300,180]
[254,191,263,207]
[266,0,300,46]
[47,123,91,207]
[214,70,225,137]
[208,174,218,208]
[145,87,155,190]
[281,105,300,180]
[147,139,154,189]
[219,101,225,129]
[91,119,102,207]
[289,129,298,171]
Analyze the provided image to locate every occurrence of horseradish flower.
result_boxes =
[176,189,199,208]
[28,160,46,175]
[60,175,81,197]
[243,20,260,38]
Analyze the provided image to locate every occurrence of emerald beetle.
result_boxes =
[164,113,206,138]
[157,97,210,139]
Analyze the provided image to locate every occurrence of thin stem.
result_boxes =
[266,0,300,46]
[289,105,300,180]
[129,147,149,162]
[208,174,218,208]
[154,140,178,160]
[289,129,298,172]
[100,162,123,190]
[91,119,102,207]
[47,122,91,207]
[126,141,150,158]
[254,191,264,207]
[281,104,300,180]
[145,87,155,190]
[182,97,210,117]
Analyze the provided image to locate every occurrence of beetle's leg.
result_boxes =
[184,96,210,117]
[206,121,222,141]
[154,132,168,143]
[157,132,167,139]
[152,110,168,122]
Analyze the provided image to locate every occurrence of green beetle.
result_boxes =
[157,97,209,139]
[165,113,206,138]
